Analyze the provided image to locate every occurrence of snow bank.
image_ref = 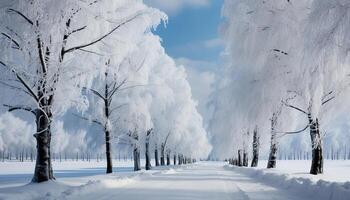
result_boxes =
[0,160,187,200]
[225,164,350,200]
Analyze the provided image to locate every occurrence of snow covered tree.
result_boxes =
[0,0,165,182]
[251,126,259,167]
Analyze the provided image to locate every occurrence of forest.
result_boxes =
[0,0,350,200]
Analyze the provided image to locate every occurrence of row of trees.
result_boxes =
[0,0,211,183]
[210,0,350,175]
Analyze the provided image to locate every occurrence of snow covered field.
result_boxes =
[0,160,349,200]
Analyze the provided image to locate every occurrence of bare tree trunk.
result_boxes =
[104,82,113,173]
[267,113,278,169]
[105,129,113,173]
[309,117,323,175]
[166,150,170,165]
[251,127,260,167]
[160,143,165,166]
[243,150,248,167]
[173,154,177,165]
[154,145,160,166]
[238,150,243,167]
[178,154,182,165]
[145,131,151,170]
[133,146,141,171]
[32,107,54,183]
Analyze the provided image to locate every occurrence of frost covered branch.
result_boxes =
[63,13,145,55]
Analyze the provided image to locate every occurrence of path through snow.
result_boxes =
[55,162,309,200]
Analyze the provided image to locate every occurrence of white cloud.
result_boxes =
[145,0,210,15]
[203,38,224,48]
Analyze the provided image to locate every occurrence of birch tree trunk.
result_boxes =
[251,127,259,167]
[104,77,113,174]
[105,129,113,173]
[309,117,323,175]
[267,114,278,169]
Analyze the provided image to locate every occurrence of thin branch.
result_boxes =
[0,80,32,96]
[0,61,39,102]
[82,87,106,101]
[72,113,103,127]
[1,33,20,49]
[37,37,47,74]
[63,13,144,55]
[78,48,105,56]
[108,78,128,98]
[7,8,34,25]
[322,96,335,106]
[3,104,36,116]
[276,124,309,135]
[321,91,333,101]
[164,131,171,147]
[282,101,308,115]
[109,103,128,115]
[68,26,87,36]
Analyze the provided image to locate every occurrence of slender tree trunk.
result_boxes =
[251,127,260,167]
[309,117,323,175]
[154,145,160,166]
[238,150,243,167]
[267,114,278,169]
[178,154,182,165]
[133,146,141,171]
[105,129,113,173]
[32,106,54,183]
[173,154,177,165]
[166,151,170,165]
[243,150,248,167]
[160,143,165,166]
[104,86,113,174]
[145,139,151,170]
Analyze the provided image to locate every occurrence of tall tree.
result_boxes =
[0,0,166,182]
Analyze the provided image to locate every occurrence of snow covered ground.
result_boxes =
[0,160,349,200]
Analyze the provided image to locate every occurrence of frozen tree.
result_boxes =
[251,126,259,167]
[145,128,152,170]
[0,0,165,182]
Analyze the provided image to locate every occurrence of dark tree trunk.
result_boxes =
[145,138,151,170]
[251,127,260,167]
[160,143,165,166]
[104,82,113,173]
[166,151,170,165]
[309,117,323,175]
[178,154,182,165]
[267,113,278,169]
[238,150,243,167]
[105,129,113,173]
[243,150,248,167]
[32,107,54,183]
[133,146,141,171]
[173,154,177,165]
[154,146,160,166]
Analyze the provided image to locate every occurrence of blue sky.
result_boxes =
[155,0,224,64]
[144,0,225,126]
[146,0,224,71]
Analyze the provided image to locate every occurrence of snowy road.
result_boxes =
[57,162,309,200]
